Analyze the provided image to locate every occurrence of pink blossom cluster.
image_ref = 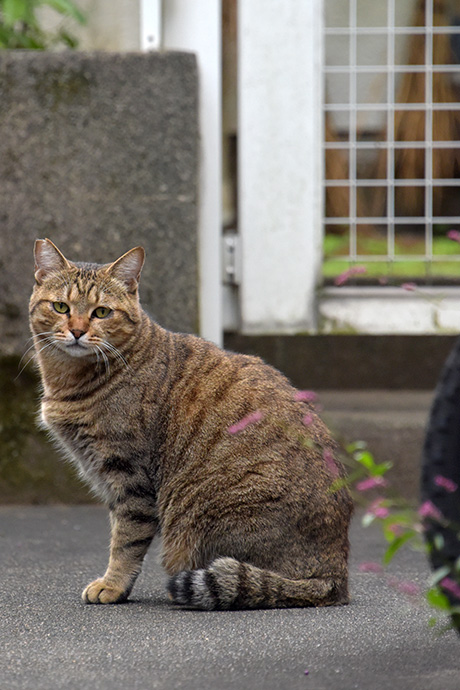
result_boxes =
[365,498,390,519]
[359,561,383,573]
[388,577,421,597]
[434,475,458,493]
[441,577,460,600]
[294,390,317,403]
[386,523,405,537]
[358,563,420,597]
[334,265,367,286]
[418,500,443,522]
[227,410,264,435]
[323,449,339,478]
[447,229,460,243]
[356,476,389,492]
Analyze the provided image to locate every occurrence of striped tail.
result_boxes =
[167,557,348,610]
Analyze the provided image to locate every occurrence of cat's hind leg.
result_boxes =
[83,505,158,604]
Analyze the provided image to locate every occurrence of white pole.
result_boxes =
[238,0,324,333]
[140,0,163,51]
[162,0,223,346]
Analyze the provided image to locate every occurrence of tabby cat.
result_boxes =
[29,239,353,609]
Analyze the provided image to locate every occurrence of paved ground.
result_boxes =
[1,505,458,690]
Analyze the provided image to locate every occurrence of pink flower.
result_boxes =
[366,498,390,519]
[359,561,383,573]
[387,523,404,537]
[323,449,339,478]
[434,475,458,493]
[401,282,417,291]
[441,577,460,599]
[228,411,263,434]
[418,500,443,522]
[294,390,317,403]
[356,476,389,492]
[394,580,421,597]
[334,265,367,286]
[302,413,314,426]
[447,229,460,243]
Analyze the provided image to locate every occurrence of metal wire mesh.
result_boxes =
[323,0,460,281]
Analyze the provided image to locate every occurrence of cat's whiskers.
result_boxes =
[16,333,58,380]
[94,344,111,380]
[16,337,59,380]
[19,331,55,365]
[35,337,60,358]
[98,340,131,373]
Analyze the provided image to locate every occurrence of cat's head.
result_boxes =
[30,239,145,360]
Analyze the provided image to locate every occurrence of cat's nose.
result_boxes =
[71,329,86,340]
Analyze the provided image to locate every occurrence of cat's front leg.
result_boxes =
[83,507,158,604]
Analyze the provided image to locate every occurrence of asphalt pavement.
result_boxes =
[1,505,458,690]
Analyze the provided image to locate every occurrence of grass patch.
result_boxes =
[323,231,460,281]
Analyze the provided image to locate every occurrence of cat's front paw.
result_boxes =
[82,578,128,604]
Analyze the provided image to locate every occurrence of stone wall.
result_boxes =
[0,50,199,356]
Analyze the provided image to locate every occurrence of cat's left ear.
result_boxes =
[107,247,145,293]
[34,238,71,284]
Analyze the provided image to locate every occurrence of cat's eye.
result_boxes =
[53,302,70,314]
[92,306,112,319]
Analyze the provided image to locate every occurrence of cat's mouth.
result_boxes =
[61,339,94,358]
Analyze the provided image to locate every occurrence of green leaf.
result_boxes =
[0,22,45,48]
[40,0,86,24]
[383,530,416,565]
[426,587,451,611]
[2,0,34,27]
[329,477,349,493]
[381,511,417,542]
[371,461,393,477]
[346,440,367,454]
[57,29,78,48]
[355,451,376,471]
[434,533,445,552]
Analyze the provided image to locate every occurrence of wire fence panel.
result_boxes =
[323,0,460,285]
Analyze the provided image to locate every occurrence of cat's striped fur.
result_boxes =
[30,239,353,609]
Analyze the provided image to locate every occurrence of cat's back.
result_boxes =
[161,329,339,488]
[165,330,297,427]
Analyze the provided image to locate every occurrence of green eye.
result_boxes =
[53,302,70,314]
[93,306,112,319]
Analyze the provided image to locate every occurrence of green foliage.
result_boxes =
[346,442,460,634]
[0,0,86,49]
[323,232,460,281]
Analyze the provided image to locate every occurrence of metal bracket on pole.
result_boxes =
[222,232,241,287]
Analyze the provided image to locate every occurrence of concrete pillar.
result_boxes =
[238,0,324,333]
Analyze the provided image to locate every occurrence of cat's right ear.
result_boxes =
[34,238,70,284]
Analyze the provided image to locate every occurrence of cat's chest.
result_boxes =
[42,400,102,460]
[42,399,136,500]
[42,397,131,466]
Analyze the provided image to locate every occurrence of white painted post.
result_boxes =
[238,0,324,333]
[162,0,223,346]
[140,0,163,50]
